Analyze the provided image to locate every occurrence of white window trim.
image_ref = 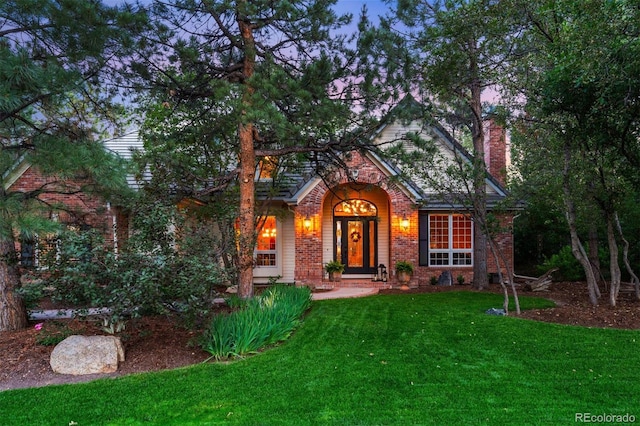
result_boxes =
[428,214,473,267]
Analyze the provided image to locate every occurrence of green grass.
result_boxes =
[2,291,640,425]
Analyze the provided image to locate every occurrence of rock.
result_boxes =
[226,285,238,294]
[485,308,506,316]
[50,335,125,375]
[437,271,453,286]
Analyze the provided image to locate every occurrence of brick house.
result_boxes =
[6,102,514,288]
[252,107,513,289]
[4,159,129,268]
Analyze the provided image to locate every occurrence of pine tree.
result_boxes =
[128,0,373,298]
[0,0,144,331]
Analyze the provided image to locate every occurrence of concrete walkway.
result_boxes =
[311,287,379,300]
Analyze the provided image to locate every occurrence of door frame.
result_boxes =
[333,216,378,274]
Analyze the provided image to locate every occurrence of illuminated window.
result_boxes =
[334,199,377,216]
[256,216,277,267]
[419,213,473,266]
[258,156,277,180]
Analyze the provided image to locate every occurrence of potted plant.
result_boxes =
[395,260,414,287]
[325,260,345,282]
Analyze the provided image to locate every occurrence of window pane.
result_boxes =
[430,252,449,265]
[369,220,376,268]
[452,215,472,249]
[334,199,377,216]
[258,156,277,179]
[256,216,276,266]
[347,221,364,267]
[453,252,472,265]
[336,221,342,260]
[429,215,449,249]
[256,217,277,250]
[256,254,276,266]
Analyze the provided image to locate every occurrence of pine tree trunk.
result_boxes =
[237,2,256,299]
[0,239,28,331]
[238,122,255,300]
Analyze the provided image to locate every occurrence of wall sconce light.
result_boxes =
[400,216,409,232]
[303,216,312,232]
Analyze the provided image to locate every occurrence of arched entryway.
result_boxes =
[321,184,391,279]
[333,199,378,274]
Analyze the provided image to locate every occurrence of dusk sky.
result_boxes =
[334,0,390,18]
[103,0,393,21]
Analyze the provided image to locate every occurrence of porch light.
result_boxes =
[401,216,410,232]
[303,216,312,232]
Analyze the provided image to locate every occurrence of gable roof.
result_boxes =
[14,98,509,210]
[281,96,510,209]
[2,154,30,191]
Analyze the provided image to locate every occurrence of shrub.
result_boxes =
[395,260,414,274]
[200,285,312,360]
[538,245,584,281]
[325,260,345,273]
[36,203,235,330]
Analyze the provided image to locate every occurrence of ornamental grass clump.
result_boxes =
[201,285,312,360]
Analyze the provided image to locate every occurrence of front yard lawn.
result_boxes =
[1,291,638,425]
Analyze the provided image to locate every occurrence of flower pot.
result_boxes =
[329,271,342,282]
[397,271,412,285]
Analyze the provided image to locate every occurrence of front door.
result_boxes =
[333,199,378,275]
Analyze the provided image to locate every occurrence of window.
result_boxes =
[19,224,90,268]
[20,235,36,267]
[419,213,473,266]
[255,216,277,267]
[257,156,277,180]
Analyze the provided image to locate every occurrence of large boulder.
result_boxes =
[50,335,125,375]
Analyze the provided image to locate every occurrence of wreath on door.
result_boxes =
[350,230,361,243]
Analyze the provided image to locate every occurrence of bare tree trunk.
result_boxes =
[488,230,520,315]
[237,3,257,299]
[565,208,599,305]
[489,239,510,315]
[472,191,488,290]
[614,212,640,300]
[469,48,488,290]
[587,221,604,288]
[562,145,599,305]
[0,239,28,332]
[606,213,621,306]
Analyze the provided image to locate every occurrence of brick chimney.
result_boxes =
[483,117,508,187]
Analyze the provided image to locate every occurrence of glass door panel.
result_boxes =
[347,220,364,268]
[368,219,376,268]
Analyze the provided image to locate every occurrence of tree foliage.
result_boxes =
[29,199,235,329]
[0,0,145,331]
[126,0,378,297]
[363,0,525,290]
[508,0,640,305]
